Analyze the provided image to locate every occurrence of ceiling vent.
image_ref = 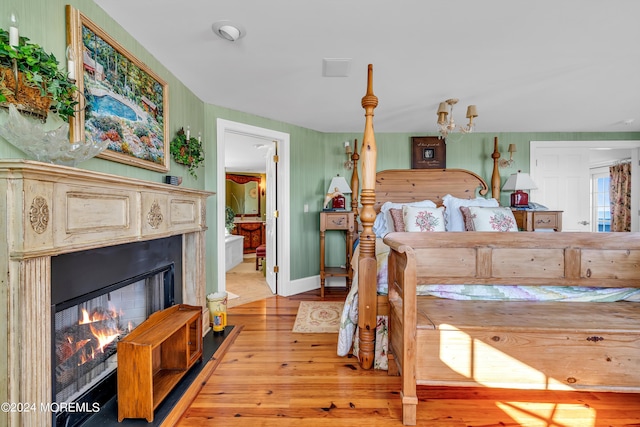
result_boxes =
[322,58,352,77]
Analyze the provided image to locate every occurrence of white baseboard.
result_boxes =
[280,275,347,297]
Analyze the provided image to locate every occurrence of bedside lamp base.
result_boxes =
[510,190,529,208]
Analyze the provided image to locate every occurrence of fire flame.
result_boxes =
[89,323,120,354]
[74,307,124,365]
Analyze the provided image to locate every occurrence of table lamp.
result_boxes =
[502,171,538,207]
[323,175,352,210]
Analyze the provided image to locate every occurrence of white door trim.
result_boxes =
[216,119,291,296]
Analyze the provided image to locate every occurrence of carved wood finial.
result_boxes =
[350,139,360,218]
[491,136,501,202]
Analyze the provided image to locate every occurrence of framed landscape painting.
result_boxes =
[67,5,169,172]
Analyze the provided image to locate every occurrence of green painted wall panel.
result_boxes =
[2,0,640,293]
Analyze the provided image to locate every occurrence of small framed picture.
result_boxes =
[411,136,446,169]
[423,148,435,159]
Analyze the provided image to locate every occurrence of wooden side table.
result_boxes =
[319,211,355,298]
[511,209,563,232]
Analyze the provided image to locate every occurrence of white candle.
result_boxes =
[185,127,190,140]
[8,12,19,47]
[9,26,18,47]
[67,59,75,80]
[198,133,202,143]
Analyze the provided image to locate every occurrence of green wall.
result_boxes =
[2,0,640,290]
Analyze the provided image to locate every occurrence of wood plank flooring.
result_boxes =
[177,289,640,426]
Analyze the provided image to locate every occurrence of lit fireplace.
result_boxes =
[0,160,211,427]
[51,237,180,427]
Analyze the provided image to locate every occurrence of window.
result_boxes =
[590,168,610,232]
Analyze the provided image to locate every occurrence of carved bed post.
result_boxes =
[491,136,501,201]
[350,139,360,218]
[358,65,378,369]
[350,139,361,244]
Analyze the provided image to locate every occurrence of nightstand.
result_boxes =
[319,211,355,298]
[511,209,563,232]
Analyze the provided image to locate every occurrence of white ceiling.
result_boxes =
[94,0,640,171]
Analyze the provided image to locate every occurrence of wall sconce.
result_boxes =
[323,175,352,211]
[344,141,354,170]
[502,171,538,207]
[499,144,517,168]
[436,98,478,140]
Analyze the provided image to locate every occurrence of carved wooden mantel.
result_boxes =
[0,160,214,426]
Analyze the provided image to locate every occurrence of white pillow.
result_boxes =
[372,212,387,237]
[467,206,518,232]
[402,205,446,232]
[373,200,437,237]
[442,194,499,232]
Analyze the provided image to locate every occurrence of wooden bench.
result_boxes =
[383,231,640,426]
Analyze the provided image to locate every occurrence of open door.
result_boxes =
[265,143,277,293]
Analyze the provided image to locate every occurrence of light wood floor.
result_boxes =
[177,290,640,426]
[226,254,275,309]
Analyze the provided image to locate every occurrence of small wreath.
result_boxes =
[170,127,205,179]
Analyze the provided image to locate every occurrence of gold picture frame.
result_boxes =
[66,5,169,172]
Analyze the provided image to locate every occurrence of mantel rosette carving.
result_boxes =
[29,196,49,234]
[147,200,163,229]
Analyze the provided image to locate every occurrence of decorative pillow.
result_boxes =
[388,208,405,232]
[467,206,518,232]
[373,200,437,237]
[459,206,475,231]
[442,194,499,232]
[402,205,446,232]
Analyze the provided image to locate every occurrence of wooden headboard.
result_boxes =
[374,168,490,212]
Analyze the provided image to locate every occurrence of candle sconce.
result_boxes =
[499,144,517,168]
[169,126,205,179]
[344,141,354,170]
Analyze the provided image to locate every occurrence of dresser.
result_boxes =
[511,209,563,232]
[232,221,265,253]
[319,211,355,298]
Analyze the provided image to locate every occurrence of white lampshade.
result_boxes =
[327,176,352,194]
[502,171,538,191]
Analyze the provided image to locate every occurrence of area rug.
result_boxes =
[292,301,343,333]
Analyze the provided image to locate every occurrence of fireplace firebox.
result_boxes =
[50,236,182,427]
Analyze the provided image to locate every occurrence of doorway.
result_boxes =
[216,119,291,297]
[530,140,640,232]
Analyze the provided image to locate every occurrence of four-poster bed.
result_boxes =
[345,64,640,425]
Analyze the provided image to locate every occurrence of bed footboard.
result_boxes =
[386,238,418,425]
[384,231,640,426]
